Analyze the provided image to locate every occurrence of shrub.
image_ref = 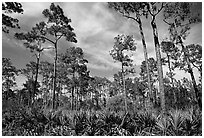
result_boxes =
[2,105,202,136]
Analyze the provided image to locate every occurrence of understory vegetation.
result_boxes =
[2,99,202,136]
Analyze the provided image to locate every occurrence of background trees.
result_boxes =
[140,57,158,106]
[108,2,153,105]
[59,46,90,110]
[15,22,50,101]
[2,58,19,99]
[19,61,42,106]
[110,34,136,112]
[186,44,202,78]
[2,2,201,111]
[161,41,179,104]
[163,2,202,110]
[39,61,54,107]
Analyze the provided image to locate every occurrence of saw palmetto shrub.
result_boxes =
[2,105,202,136]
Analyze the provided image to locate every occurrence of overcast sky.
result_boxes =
[2,2,202,88]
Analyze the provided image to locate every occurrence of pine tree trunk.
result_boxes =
[71,73,75,110]
[76,87,79,110]
[151,16,166,113]
[71,86,75,110]
[122,63,128,112]
[178,36,202,110]
[52,43,57,109]
[153,86,157,105]
[138,18,153,105]
[33,54,40,106]
[44,74,49,107]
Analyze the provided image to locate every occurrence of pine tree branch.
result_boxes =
[118,10,138,22]
[40,36,55,44]
[155,3,165,15]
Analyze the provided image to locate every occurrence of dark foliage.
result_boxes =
[2,2,23,33]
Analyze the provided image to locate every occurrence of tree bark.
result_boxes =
[151,16,166,113]
[71,72,76,110]
[122,63,128,112]
[52,43,57,109]
[33,54,40,106]
[75,87,79,110]
[77,86,80,110]
[71,86,74,110]
[138,18,153,105]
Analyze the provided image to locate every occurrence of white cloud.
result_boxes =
[21,2,49,18]
[15,75,26,89]
[2,33,26,49]
[63,2,115,41]
[87,62,110,70]
[2,2,201,83]
[86,48,121,71]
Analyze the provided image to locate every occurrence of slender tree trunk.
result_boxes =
[59,80,63,107]
[151,16,166,113]
[188,65,201,110]
[138,18,153,105]
[166,54,173,86]
[33,55,40,106]
[199,67,202,78]
[71,73,75,110]
[52,43,57,109]
[71,86,75,110]
[44,74,49,107]
[76,87,79,110]
[122,63,128,112]
[77,86,80,110]
[151,79,157,105]
[178,36,202,110]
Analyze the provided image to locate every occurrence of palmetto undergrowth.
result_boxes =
[2,107,202,136]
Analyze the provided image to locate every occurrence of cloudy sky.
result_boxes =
[2,2,202,88]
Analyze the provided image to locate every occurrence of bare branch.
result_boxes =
[163,19,172,25]
[155,3,164,15]
[118,10,138,22]
[147,4,154,17]
[57,34,63,41]
[190,60,201,71]
[42,46,55,50]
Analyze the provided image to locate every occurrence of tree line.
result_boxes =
[2,2,202,114]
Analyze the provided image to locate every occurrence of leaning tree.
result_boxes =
[163,2,202,110]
